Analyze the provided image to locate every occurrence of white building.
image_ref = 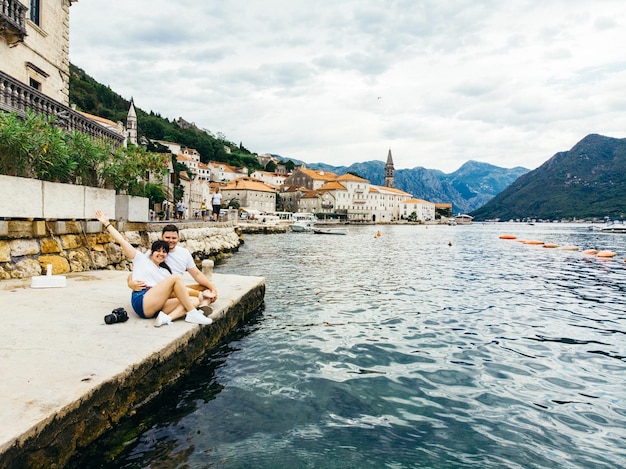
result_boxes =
[402,198,436,222]
[221,177,276,213]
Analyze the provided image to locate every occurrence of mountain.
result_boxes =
[470,134,626,221]
[296,159,528,214]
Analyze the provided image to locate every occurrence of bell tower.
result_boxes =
[384,148,394,188]
[126,98,137,146]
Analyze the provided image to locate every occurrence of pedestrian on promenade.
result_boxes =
[201,200,207,222]
[127,224,218,309]
[95,210,213,327]
[176,199,185,221]
[211,188,222,221]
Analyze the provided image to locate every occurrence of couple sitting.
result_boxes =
[96,210,217,327]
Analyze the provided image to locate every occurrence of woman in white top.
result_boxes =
[95,210,212,327]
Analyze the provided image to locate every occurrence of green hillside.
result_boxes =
[68,64,262,171]
[471,134,626,220]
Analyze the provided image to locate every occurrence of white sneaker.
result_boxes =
[154,311,173,327]
[185,309,213,325]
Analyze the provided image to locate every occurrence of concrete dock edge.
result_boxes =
[0,270,265,468]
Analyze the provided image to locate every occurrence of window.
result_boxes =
[29,78,41,91]
[30,0,40,25]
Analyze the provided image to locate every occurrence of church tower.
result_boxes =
[126,98,137,146]
[384,148,395,188]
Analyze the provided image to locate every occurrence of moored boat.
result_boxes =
[313,227,348,235]
[455,214,473,225]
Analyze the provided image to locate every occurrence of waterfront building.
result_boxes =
[249,170,287,188]
[221,177,277,213]
[1,0,123,144]
[284,168,338,190]
[402,198,436,222]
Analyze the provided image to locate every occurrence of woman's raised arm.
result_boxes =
[95,210,137,260]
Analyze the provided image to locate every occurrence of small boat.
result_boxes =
[289,212,317,232]
[313,227,348,235]
[600,220,626,233]
[455,214,473,225]
[290,220,315,232]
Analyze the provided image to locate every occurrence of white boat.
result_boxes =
[290,220,315,232]
[289,212,317,232]
[600,220,626,233]
[455,214,473,225]
[313,227,348,235]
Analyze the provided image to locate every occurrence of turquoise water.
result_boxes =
[69,223,626,468]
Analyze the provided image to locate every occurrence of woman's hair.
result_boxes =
[151,240,172,274]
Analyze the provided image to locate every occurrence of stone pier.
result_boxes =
[0,269,265,468]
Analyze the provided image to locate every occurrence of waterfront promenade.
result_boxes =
[0,269,265,468]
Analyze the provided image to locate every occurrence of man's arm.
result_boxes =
[127,273,147,291]
[187,267,218,302]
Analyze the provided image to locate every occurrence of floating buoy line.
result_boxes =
[499,234,622,261]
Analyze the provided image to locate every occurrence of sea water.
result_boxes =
[68,223,626,468]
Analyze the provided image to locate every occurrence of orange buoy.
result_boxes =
[543,243,559,248]
[596,250,616,258]
[582,249,598,255]
[499,234,517,240]
[560,246,579,251]
[524,240,544,245]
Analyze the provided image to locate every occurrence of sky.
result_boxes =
[69,1,626,173]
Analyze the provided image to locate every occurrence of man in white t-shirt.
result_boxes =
[128,225,217,310]
[211,188,223,221]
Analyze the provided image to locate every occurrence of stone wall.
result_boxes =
[0,219,243,280]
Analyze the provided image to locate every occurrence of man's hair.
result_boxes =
[162,224,179,235]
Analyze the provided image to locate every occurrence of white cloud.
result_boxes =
[70,0,626,173]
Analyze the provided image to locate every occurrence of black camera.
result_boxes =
[104,307,129,325]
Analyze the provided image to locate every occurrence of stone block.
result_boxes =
[0,220,9,237]
[83,221,103,234]
[105,243,124,264]
[40,237,63,254]
[38,255,70,275]
[91,251,110,269]
[65,221,83,234]
[52,221,68,235]
[43,181,85,219]
[10,239,40,256]
[124,231,143,246]
[0,175,43,219]
[67,248,92,272]
[12,259,42,278]
[32,221,47,237]
[84,187,115,222]
[61,234,81,249]
[8,221,34,239]
[116,195,149,222]
[0,241,11,262]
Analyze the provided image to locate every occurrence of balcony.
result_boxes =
[1,0,27,44]
[0,70,124,145]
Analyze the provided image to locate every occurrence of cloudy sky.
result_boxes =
[70,1,626,173]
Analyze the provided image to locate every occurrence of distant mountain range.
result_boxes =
[470,134,626,221]
[275,157,528,214]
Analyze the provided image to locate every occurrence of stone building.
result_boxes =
[1,0,76,105]
[221,177,276,213]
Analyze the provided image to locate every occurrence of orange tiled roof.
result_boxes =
[318,181,346,191]
[299,168,338,180]
[336,173,368,182]
[403,198,433,204]
[222,177,275,193]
